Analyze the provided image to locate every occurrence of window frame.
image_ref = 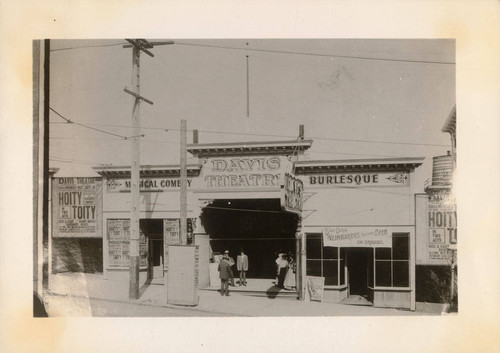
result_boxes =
[305,233,346,287]
[374,232,410,289]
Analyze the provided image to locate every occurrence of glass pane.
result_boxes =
[323,246,338,259]
[367,251,374,288]
[306,235,322,259]
[375,247,391,260]
[375,261,391,286]
[393,234,409,260]
[323,260,338,285]
[393,261,409,287]
[306,259,322,277]
[340,259,345,285]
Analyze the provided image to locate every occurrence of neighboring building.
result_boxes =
[415,106,457,308]
[51,137,424,310]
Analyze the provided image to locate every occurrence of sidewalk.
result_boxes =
[45,272,436,317]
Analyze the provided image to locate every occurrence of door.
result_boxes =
[149,238,164,279]
[347,248,372,298]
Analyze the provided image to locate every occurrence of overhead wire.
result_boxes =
[174,41,456,65]
[50,118,449,148]
[50,42,127,52]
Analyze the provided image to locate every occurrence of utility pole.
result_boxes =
[123,39,173,299]
[42,39,50,293]
[180,120,187,245]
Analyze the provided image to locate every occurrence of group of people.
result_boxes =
[217,248,296,296]
[275,251,296,290]
[217,249,248,296]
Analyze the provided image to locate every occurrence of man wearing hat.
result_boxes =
[223,250,236,286]
[218,251,232,296]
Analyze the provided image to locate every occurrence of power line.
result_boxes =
[51,118,449,147]
[50,42,126,52]
[50,107,146,140]
[174,42,455,65]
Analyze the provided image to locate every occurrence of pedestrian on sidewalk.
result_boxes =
[224,250,236,286]
[237,248,249,286]
[283,252,296,290]
[276,253,289,288]
[218,252,232,296]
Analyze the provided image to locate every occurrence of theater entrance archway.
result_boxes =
[200,198,299,279]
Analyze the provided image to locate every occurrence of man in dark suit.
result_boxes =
[237,248,249,286]
[218,251,232,296]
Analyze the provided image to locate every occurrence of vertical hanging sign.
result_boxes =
[163,219,180,270]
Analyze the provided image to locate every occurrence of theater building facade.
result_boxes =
[51,139,423,310]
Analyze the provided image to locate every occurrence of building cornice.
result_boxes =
[92,164,202,178]
[441,105,456,135]
[295,157,424,174]
[187,139,313,158]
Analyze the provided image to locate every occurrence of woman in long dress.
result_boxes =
[283,253,296,290]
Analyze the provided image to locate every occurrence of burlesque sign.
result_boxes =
[304,172,409,188]
[200,156,291,189]
[53,177,102,237]
[323,226,392,248]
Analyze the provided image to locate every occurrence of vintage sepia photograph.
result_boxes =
[33,38,457,317]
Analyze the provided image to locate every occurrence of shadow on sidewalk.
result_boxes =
[265,285,282,299]
[139,279,152,298]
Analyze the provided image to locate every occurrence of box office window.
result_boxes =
[375,233,410,287]
[306,234,345,286]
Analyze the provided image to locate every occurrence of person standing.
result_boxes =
[218,252,232,296]
[237,248,249,286]
[276,253,289,288]
[224,250,236,286]
[283,252,296,290]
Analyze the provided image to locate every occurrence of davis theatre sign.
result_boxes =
[199,156,292,189]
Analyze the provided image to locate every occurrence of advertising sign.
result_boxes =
[280,173,304,214]
[323,226,392,248]
[427,194,457,263]
[306,276,325,302]
[106,177,193,193]
[53,177,102,237]
[198,156,292,190]
[303,171,409,188]
[163,219,180,270]
[107,219,147,267]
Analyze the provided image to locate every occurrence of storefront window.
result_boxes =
[375,233,410,287]
[306,234,345,286]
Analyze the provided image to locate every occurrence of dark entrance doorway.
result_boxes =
[201,199,298,279]
[346,248,373,300]
[140,219,164,279]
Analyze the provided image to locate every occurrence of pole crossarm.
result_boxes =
[123,40,174,49]
[124,87,154,105]
[124,39,155,57]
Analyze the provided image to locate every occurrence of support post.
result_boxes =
[129,44,141,299]
[180,120,187,245]
[42,39,50,293]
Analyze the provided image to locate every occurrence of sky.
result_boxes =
[48,39,455,191]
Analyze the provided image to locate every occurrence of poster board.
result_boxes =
[416,193,457,265]
[167,245,199,306]
[52,177,102,237]
[163,219,180,270]
[107,219,147,268]
[306,276,325,302]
